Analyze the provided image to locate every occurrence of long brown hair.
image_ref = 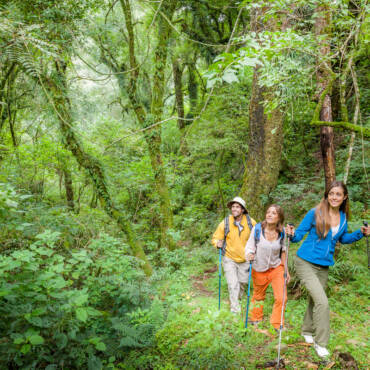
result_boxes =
[315,180,350,238]
[262,204,285,234]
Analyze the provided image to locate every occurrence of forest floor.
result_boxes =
[125,242,370,369]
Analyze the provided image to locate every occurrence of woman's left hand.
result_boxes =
[361,225,370,236]
[286,271,291,284]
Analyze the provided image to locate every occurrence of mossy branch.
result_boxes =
[312,70,336,123]
[311,120,370,138]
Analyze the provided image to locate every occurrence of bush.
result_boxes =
[0,230,162,368]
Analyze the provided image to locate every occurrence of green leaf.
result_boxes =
[54,333,68,349]
[88,354,102,370]
[89,337,101,345]
[29,334,44,345]
[5,199,18,208]
[0,290,11,297]
[21,344,31,354]
[72,292,89,306]
[222,70,239,84]
[96,342,106,351]
[76,307,88,322]
[14,337,24,344]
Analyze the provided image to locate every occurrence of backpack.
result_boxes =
[221,214,253,256]
[254,222,285,258]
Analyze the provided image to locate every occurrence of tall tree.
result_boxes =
[240,6,284,220]
[98,0,177,249]
[315,4,336,190]
[43,59,153,275]
[2,0,154,275]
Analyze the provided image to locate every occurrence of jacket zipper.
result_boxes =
[327,217,346,256]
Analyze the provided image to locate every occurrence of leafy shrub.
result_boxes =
[0,231,162,368]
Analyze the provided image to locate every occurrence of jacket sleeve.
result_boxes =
[245,226,257,257]
[212,221,225,248]
[291,208,316,243]
[339,222,364,244]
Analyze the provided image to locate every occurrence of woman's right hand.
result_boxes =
[284,224,295,237]
[246,253,255,261]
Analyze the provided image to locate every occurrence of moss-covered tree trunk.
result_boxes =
[149,1,177,249]
[240,8,284,221]
[45,60,153,276]
[186,61,198,120]
[63,166,74,211]
[120,0,176,250]
[172,58,185,130]
[315,5,336,190]
[240,74,283,220]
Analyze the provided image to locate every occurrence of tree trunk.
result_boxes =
[120,0,177,250]
[63,166,75,210]
[315,4,336,190]
[45,60,153,276]
[172,58,185,130]
[186,61,198,120]
[240,7,284,221]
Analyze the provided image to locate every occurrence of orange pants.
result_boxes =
[250,265,287,329]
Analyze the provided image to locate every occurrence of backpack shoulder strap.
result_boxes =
[222,216,230,256]
[279,229,285,258]
[246,214,253,231]
[254,222,261,246]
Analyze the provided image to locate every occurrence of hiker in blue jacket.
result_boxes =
[285,180,369,359]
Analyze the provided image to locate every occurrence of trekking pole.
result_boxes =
[276,223,293,369]
[244,261,253,328]
[364,221,369,269]
[218,247,222,310]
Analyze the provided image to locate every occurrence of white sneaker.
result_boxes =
[303,334,314,344]
[314,343,330,358]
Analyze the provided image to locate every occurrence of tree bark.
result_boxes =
[240,7,284,220]
[172,58,185,130]
[186,61,198,120]
[45,60,153,276]
[63,166,75,211]
[315,4,336,190]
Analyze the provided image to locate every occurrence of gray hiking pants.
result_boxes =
[222,256,250,313]
[294,255,330,347]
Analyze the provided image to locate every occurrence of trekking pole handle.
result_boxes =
[287,223,295,240]
[364,221,369,270]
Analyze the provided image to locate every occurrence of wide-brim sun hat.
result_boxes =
[227,196,248,214]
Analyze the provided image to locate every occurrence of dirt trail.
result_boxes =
[191,265,217,296]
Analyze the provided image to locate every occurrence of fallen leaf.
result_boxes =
[303,361,318,369]
[323,362,336,369]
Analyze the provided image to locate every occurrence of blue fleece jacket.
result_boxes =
[292,208,364,266]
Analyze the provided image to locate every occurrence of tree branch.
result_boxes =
[311,120,370,138]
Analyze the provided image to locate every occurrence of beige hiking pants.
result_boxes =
[294,255,330,346]
[222,256,251,313]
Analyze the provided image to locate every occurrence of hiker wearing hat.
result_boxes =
[212,197,256,313]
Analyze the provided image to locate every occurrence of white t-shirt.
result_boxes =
[331,224,340,236]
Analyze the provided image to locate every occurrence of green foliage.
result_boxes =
[0,0,369,368]
[0,230,161,368]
